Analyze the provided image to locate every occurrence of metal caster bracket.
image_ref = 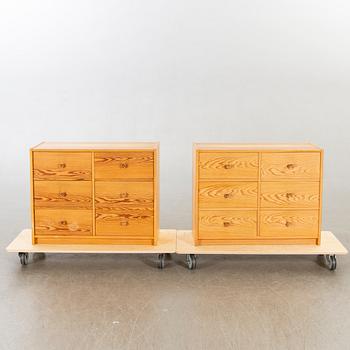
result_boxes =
[158,253,165,269]
[186,254,197,270]
[324,254,337,271]
[18,252,29,266]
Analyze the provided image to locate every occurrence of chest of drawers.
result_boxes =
[30,142,159,245]
[193,143,323,245]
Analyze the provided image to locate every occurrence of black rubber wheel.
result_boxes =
[324,254,337,271]
[158,253,165,269]
[186,254,197,270]
[18,252,29,266]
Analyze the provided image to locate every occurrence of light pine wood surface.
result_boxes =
[198,181,258,208]
[7,229,175,253]
[34,181,92,209]
[33,142,159,150]
[33,152,92,181]
[193,144,323,245]
[261,152,320,180]
[198,210,257,239]
[199,152,259,179]
[177,230,348,254]
[94,152,154,179]
[34,209,92,236]
[31,143,159,245]
[260,182,320,208]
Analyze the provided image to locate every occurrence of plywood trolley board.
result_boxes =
[6,229,176,269]
[177,230,348,271]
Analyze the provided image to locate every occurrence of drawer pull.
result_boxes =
[59,220,68,225]
[120,163,129,169]
[286,163,296,170]
[120,221,129,226]
[223,164,233,169]
[223,221,231,227]
[59,192,67,197]
[285,221,292,227]
[119,192,129,198]
[286,192,294,199]
[223,193,232,199]
[58,163,66,168]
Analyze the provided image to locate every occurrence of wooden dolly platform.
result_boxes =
[6,229,177,269]
[176,230,348,271]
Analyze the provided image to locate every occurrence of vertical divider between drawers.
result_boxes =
[257,152,262,237]
[92,152,96,236]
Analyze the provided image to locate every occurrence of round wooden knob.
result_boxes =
[119,192,129,198]
[223,221,231,227]
[286,192,294,199]
[224,193,231,199]
[119,163,129,169]
[285,221,292,227]
[224,164,232,169]
[59,192,67,197]
[286,163,296,170]
[60,220,67,225]
[58,163,66,168]
[120,221,129,226]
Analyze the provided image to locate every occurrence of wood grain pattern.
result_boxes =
[198,210,257,239]
[193,145,323,245]
[35,209,92,236]
[34,181,92,209]
[33,152,91,181]
[94,152,153,179]
[95,182,153,209]
[96,208,153,236]
[260,210,319,238]
[261,152,320,180]
[199,152,258,179]
[260,182,320,208]
[198,182,258,208]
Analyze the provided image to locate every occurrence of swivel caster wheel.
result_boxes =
[18,252,29,266]
[324,254,337,271]
[186,254,197,270]
[158,253,165,269]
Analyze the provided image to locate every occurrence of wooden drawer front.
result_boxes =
[198,182,258,208]
[96,208,153,236]
[34,181,92,209]
[199,152,258,179]
[261,152,320,180]
[94,152,153,179]
[261,182,320,208]
[95,182,153,209]
[34,209,92,236]
[198,210,257,239]
[33,152,91,181]
[260,210,319,238]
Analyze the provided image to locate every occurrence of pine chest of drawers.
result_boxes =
[192,143,323,245]
[30,142,159,245]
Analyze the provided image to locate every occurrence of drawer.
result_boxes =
[198,210,257,239]
[33,152,91,181]
[96,208,153,237]
[198,182,258,208]
[261,182,320,208]
[34,209,92,236]
[94,152,154,180]
[34,181,92,209]
[261,152,320,180]
[95,182,153,209]
[260,210,319,238]
[198,152,258,179]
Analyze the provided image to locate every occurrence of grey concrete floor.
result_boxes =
[1,222,350,349]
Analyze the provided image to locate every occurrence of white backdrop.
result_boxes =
[1,0,349,234]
